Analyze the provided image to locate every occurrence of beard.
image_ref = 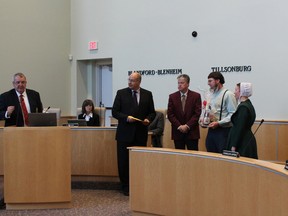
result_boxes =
[209,83,219,92]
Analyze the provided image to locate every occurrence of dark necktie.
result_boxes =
[20,94,29,125]
[181,94,186,112]
[133,90,138,106]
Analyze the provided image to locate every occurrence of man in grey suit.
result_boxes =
[148,111,165,147]
[0,73,43,126]
[112,72,155,196]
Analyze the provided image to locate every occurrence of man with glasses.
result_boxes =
[112,71,155,196]
[0,72,43,126]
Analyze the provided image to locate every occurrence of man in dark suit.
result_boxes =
[167,74,202,150]
[0,73,43,126]
[112,72,155,196]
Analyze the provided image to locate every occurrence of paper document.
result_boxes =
[129,116,143,122]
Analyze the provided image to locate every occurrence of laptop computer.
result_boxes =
[67,119,87,126]
[28,113,57,126]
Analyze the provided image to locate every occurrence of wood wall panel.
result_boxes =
[277,124,288,162]
[253,124,277,161]
[0,128,3,175]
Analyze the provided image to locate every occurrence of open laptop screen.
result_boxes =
[28,113,57,126]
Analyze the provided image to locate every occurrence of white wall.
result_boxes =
[70,0,288,120]
[0,0,71,115]
[1,1,286,119]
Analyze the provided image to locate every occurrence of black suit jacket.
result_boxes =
[0,89,43,126]
[168,89,202,140]
[78,113,100,126]
[112,87,155,143]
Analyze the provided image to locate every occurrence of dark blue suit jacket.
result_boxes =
[112,87,155,143]
[0,89,43,126]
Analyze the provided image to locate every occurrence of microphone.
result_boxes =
[253,119,264,136]
[44,106,51,113]
[99,102,104,123]
[244,119,264,151]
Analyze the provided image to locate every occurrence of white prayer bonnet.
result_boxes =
[240,82,253,97]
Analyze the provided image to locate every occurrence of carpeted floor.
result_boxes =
[0,179,132,215]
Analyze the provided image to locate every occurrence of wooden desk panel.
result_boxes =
[130,147,288,216]
[71,127,118,176]
[4,127,71,210]
[0,128,3,175]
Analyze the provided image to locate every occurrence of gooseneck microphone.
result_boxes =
[44,106,51,113]
[245,119,264,148]
[253,119,264,136]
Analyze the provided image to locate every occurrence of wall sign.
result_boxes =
[211,65,252,73]
[128,69,182,76]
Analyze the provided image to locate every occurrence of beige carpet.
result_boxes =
[0,177,131,215]
[0,189,131,215]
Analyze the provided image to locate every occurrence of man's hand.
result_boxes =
[178,124,189,133]
[142,119,150,126]
[127,116,136,123]
[208,121,219,129]
[7,106,15,117]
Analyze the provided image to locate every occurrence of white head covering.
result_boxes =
[240,82,252,97]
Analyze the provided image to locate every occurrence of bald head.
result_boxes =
[128,72,141,90]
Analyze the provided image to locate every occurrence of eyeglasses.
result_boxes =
[14,81,27,85]
[128,79,139,83]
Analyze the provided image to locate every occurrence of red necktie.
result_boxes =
[20,94,29,125]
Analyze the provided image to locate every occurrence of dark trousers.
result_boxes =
[151,135,162,147]
[206,127,231,153]
[174,139,199,150]
[117,139,146,192]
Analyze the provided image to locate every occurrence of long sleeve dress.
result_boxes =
[226,99,258,159]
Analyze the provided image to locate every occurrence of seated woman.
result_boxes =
[78,99,100,126]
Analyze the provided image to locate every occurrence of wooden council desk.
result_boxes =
[129,147,288,216]
[0,127,118,178]
[0,126,118,210]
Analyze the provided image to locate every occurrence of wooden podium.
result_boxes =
[129,147,288,216]
[4,127,71,210]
